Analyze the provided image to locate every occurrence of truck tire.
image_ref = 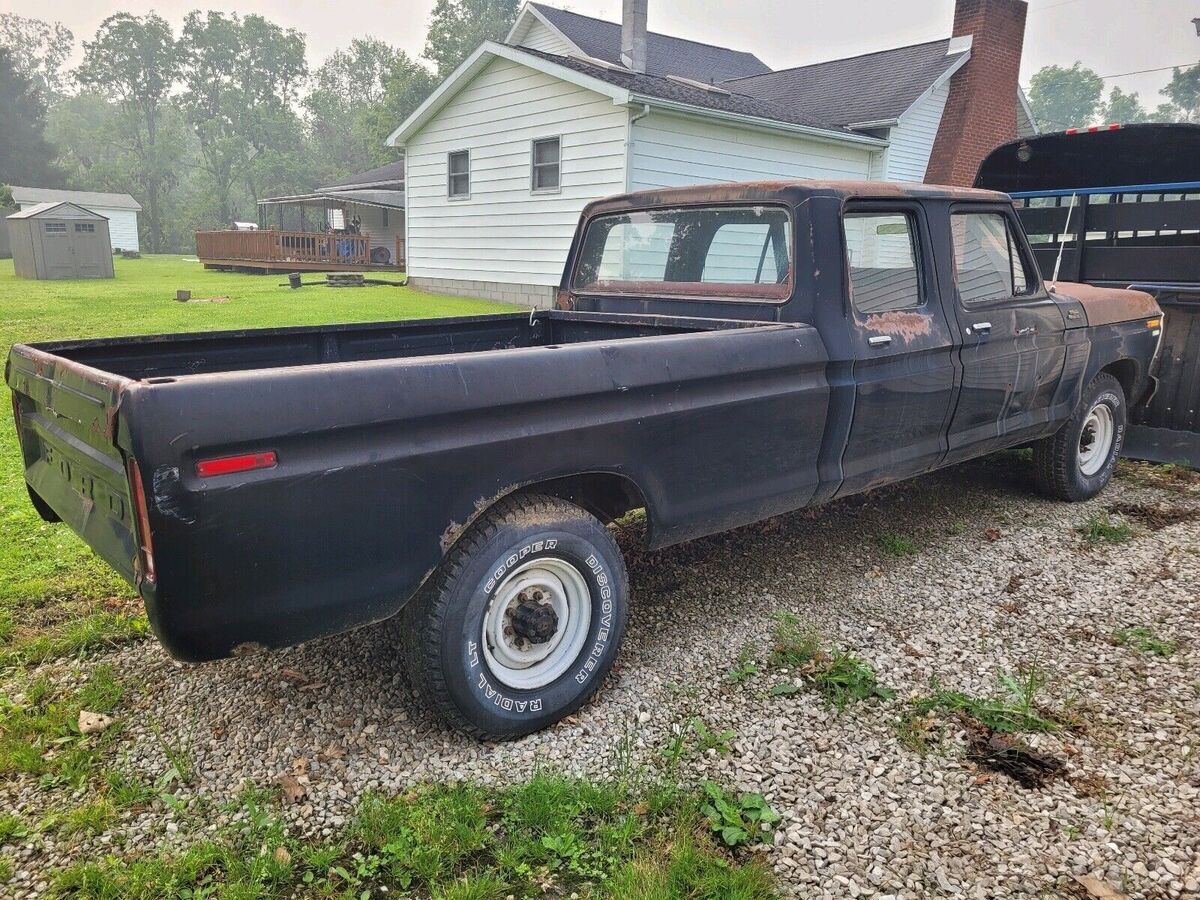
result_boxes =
[1032,373,1126,501]
[399,494,628,739]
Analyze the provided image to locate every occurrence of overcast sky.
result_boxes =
[4,0,1198,110]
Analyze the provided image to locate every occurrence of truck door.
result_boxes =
[836,203,958,496]
[941,205,1067,462]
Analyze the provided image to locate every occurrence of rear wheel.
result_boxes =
[1032,373,1126,501]
[400,494,628,739]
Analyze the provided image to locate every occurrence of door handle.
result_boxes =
[969,321,992,334]
[867,335,892,347]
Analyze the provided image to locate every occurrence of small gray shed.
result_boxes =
[7,202,114,280]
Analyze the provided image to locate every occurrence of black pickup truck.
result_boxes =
[7,181,1163,738]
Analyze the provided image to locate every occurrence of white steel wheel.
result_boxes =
[481,557,592,691]
[1077,402,1115,477]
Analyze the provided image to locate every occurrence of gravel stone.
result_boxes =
[2,457,1198,898]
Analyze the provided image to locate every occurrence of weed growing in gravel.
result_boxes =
[768,616,894,709]
[699,781,781,848]
[41,798,115,840]
[1077,514,1133,545]
[0,666,124,788]
[878,530,921,557]
[768,612,820,668]
[904,668,1061,735]
[690,719,736,755]
[1112,625,1179,658]
[54,775,776,899]
[0,813,28,844]
[0,854,12,883]
[725,643,759,684]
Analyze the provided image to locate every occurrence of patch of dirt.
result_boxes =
[965,720,1067,789]
[1106,502,1200,531]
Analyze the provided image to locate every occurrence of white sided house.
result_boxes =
[388,0,1036,306]
[9,186,141,253]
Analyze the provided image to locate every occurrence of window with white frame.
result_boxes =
[43,222,67,234]
[531,137,561,192]
[448,150,470,198]
[74,222,96,233]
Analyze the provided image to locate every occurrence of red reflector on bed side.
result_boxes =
[196,451,278,478]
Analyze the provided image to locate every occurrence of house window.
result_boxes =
[531,137,561,192]
[843,212,923,313]
[448,150,470,198]
[43,222,67,234]
[74,222,96,233]
[382,208,389,229]
[951,212,1036,305]
[327,208,345,230]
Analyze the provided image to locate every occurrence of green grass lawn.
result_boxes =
[0,254,515,668]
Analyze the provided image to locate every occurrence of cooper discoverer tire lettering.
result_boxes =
[399,494,628,739]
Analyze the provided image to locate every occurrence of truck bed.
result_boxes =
[9,309,824,661]
[28,310,755,381]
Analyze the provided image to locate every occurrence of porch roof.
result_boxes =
[257,189,404,211]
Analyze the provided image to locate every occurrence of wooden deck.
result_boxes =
[195,230,405,273]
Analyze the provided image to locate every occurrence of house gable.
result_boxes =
[402,54,629,290]
[507,5,581,57]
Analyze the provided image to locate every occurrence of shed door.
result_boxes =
[38,220,76,278]
[71,222,109,277]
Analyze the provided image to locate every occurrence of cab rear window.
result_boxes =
[572,205,792,300]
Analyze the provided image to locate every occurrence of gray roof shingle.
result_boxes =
[530,3,770,83]
[515,46,859,136]
[320,160,405,190]
[724,39,967,127]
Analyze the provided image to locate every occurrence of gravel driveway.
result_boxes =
[4,455,1199,898]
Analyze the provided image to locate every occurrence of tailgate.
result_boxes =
[7,344,140,585]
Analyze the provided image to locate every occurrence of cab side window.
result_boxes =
[843,212,922,314]
[951,212,1035,305]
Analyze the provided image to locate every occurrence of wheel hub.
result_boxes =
[482,558,592,690]
[510,592,559,644]
[1077,402,1114,477]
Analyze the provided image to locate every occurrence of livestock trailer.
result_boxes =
[6,202,115,280]
[976,123,1200,467]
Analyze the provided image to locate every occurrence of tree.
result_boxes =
[1027,62,1103,131]
[1100,87,1148,125]
[362,54,439,164]
[178,11,308,225]
[0,13,73,96]
[1161,63,1200,123]
[423,0,519,77]
[75,13,182,252]
[305,38,423,177]
[0,47,60,186]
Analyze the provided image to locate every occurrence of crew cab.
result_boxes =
[7,181,1163,738]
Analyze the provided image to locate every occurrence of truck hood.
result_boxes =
[1047,282,1161,327]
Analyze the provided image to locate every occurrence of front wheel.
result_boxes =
[1032,373,1126,501]
[400,494,628,739]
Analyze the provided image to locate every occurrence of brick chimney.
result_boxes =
[925,0,1028,187]
[621,0,648,73]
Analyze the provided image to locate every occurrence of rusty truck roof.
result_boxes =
[582,180,1008,217]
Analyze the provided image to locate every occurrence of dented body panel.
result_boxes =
[6,181,1161,662]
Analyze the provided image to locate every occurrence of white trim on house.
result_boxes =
[505,4,583,55]
[1016,88,1039,136]
[388,42,632,147]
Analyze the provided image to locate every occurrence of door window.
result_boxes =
[951,212,1035,305]
[843,213,922,313]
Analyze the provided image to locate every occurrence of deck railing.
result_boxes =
[196,230,372,267]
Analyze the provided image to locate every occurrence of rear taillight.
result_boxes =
[126,458,157,585]
[195,451,277,478]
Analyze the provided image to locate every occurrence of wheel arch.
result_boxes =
[1099,358,1139,403]
[437,470,654,560]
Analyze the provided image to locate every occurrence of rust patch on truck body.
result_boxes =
[861,311,934,344]
[1049,282,1162,327]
